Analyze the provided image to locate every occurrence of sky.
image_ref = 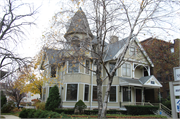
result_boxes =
[16,0,180,59]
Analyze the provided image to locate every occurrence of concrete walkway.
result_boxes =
[1,115,20,119]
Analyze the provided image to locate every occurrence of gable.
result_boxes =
[141,75,162,87]
[123,38,154,67]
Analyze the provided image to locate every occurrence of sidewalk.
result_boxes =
[1,115,20,119]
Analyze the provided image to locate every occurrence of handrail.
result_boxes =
[120,102,172,117]
[159,103,172,117]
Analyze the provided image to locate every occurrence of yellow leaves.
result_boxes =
[73,28,75,31]
[78,19,81,22]
[77,1,80,6]
[76,24,78,27]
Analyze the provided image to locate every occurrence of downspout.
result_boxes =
[90,60,94,110]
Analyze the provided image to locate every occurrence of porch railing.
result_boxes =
[120,102,172,117]
[120,102,153,107]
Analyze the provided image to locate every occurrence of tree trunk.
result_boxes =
[96,62,103,118]
[100,76,113,118]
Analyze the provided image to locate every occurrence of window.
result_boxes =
[85,60,89,74]
[109,86,116,102]
[122,63,131,77]
[49,87,52,95]
[66,84,78,101]
[109,63,116,76]
[129,47,136,56]
[84,85,89,101]
[171,48,174,53]
[68,61,79,73]
[42,88,46,101]
[51,66,56,77]
[93,86,97,101]
[123,87,131,101]
[93,64,97,74]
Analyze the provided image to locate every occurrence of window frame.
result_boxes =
[123,86,131,102]
[92,86,97,101]
[68,61,79,73]
[66,84,78,101]
[109,86,117,102]
[51,65,56,78]
[122,63,131,77]
[84,84,89,101]
[85,60,90,74]
[129,46,136,56]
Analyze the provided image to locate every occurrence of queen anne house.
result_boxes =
[39,8,162,110]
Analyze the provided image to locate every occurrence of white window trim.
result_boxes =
[92,85,98,102]
[121,62,132,78]
[84,60,90,75]
[129,46,136,56]
[67,61,80,74]
[65,83,79,102]
[108,86,118,103]
[83,84,90,102]
[122,86,132,102]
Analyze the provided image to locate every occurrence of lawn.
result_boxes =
[68,114,167,118]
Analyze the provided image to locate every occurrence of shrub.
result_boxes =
[1,91,7,108]
[54,108,74,114]
[19,109,29,118]
[74,100,87,114]
[31,99,41,106]
[19,109,62,118]
[12,107,22,112]
[45,85,61,111]
[1,101,15,113]
[125,105,159,115]
[27,109,36,118]
[36,102,45,110]
[34,109,43,118]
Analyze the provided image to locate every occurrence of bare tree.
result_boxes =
[3,74,26,109]
[42,0,179,118]
[0,0,38,80]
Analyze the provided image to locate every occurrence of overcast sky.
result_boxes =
[16,0,180,59]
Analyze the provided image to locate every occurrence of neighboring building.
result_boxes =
[40,9,162,110]
[22,92,40,102]
[141,38,180,100]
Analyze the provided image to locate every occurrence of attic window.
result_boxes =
[51,66,56,77]
[129,47,136,56]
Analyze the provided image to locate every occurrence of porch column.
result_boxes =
[148,66,150,76]
[142,87,144,102]
[132,63,135,78]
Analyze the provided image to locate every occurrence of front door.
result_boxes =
[136,89,142,102]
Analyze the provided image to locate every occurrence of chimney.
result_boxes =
[110,36,118,44]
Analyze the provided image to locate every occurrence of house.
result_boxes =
[141,38,180,100]
[39,9,162,110]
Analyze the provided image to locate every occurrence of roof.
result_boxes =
[104,37,128,61]
[139,75,153,84]
[64,8,93,38]
[119,75,162,88]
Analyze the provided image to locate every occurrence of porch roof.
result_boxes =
[119,75,162,88]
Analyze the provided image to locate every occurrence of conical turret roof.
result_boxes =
[64,8,93,38]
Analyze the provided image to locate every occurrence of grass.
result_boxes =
[68,114,167,118]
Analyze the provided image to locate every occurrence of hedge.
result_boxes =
[124,105,159,115]
[54,108,74,114]
[19,109,70,118]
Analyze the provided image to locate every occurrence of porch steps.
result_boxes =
[156,109,171,118]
